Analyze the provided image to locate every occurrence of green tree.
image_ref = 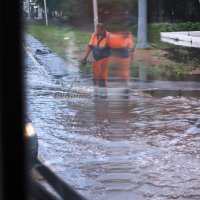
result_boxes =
[148,0,200,23]
[35,0,75,12]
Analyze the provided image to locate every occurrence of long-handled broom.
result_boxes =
[66,60,87,95]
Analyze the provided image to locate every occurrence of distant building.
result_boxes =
[23,0,43,19]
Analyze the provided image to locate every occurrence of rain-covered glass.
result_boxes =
[23,0,200,199]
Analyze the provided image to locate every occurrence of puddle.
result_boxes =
[25,49,200,200]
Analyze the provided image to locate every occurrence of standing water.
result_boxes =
[24,48,200,200]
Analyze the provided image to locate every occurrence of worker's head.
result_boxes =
[96,23,105,35]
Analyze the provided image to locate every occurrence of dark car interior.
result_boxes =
[0,2,86,200]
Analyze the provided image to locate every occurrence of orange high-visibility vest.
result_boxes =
[88,31,111,61]
[108,32,133,58]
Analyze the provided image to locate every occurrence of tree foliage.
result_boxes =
[148,0,200,22]
[35,0,74,11]
[34,0,200,23]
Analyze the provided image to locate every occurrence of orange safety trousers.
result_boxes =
[93,57,109,87]
[109,56,131,81]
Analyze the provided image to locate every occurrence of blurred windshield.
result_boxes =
[23,0,200,199]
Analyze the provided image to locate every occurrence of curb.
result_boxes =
[134,88,200,98]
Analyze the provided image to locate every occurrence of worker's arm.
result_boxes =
[82,33,95,65]
[128,32,134,64]
[81,47,92,65]
[129,48,134,64]
[83,47,92,61]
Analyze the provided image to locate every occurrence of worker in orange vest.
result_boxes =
[108,30,134,98]
[82,23,111,98]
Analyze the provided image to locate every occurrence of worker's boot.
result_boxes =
[94,86,99,97]
[100,88,108,99]
[121,80,130,99]
[99,79,107,99]
[123,88,130,99]
[93,79,99,97]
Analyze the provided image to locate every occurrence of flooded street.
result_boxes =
[24,51,200,200]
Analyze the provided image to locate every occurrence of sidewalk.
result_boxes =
[24,32,200,97]
[24,33,79,77]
